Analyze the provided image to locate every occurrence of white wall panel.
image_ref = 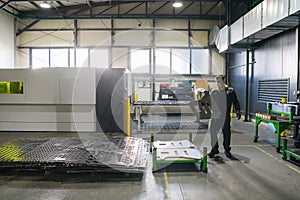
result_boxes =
[190,20,222,29]
[112,48,128,68]
[114,30,151,46]
[0,12,14,68]
[262,0,289,28]
[191,31,208,47]
[19,31,73,47]
[0,68,96,131]
[25,20,74,29]
[156,19,188,29]
[25,78,60,104]
[60,78,96,104]
[15,49,30,68]
[0,105,95,123]
[156,31,188,47]
[290,0,300,14]
[230,17,244,44]
[114,19,151,28]
[78,20,111,29]
[0,93,25,104]
[79,31,111,46]
[244,3,262,38]
[211,49,225,75]
[0,122,95,132]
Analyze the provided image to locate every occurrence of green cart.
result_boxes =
[150,133,207,173]
[254,103,300,153]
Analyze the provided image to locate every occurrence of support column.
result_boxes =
[244,49,250,121]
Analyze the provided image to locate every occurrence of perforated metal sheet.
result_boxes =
[0,136,149,173]
[153,140,195,149]
[157,148,202,160]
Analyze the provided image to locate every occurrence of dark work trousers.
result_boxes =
[210,114,231,152]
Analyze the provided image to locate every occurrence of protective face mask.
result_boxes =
[217,83,224,88]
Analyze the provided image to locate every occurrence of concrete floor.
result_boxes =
[0,118,299,200]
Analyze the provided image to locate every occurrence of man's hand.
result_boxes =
[236,112,241,120]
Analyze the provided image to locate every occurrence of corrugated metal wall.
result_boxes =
[228,29,298,114]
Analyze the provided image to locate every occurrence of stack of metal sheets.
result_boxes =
[0,136,148,173]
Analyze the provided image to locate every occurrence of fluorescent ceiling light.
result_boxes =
[40,2,51,9]
[172,2,183,8]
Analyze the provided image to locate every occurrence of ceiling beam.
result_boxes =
[97,4,117,15]
[17,13,225,20]
[151,2,169,14]
[204,1,220,15]
[178,2,194,15]
[29,1,39,9]
[55,1,65,8]
[0,0,10,10]
[16,19,40,36]
[124,2,144,14]
[14,0,225,20]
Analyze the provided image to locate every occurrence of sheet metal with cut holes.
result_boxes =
[153,140,195,149]
[157,148,202,160]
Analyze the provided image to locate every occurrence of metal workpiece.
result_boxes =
[153,140,196,149]
[133,121,208,134]
[151,134,207,173]
[0,136,149,173]
[131,93,212,131]
[133,100,191,106]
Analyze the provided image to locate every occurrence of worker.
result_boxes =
[208,75,241,159]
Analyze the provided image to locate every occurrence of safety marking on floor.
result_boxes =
[253,145,300,175]
[253,146,282,162]
[161,170,171,200]
[231,144,271,147]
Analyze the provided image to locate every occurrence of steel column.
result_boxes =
[244,49,250,121]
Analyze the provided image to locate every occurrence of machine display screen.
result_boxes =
[0,81,23,94]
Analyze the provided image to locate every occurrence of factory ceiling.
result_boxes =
[0,0,227,20]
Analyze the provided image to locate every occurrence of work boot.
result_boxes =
[208,150,219,158]
[225,150,233,159]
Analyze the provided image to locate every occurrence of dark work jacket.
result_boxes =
[210,86,241,120]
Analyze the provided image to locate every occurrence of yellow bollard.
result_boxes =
[125,98,130,137]
[134,93,138,102]
[280,97,286,136]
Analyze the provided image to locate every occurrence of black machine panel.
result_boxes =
[96,69,125,133]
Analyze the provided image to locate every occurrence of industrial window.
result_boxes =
[31,49,49,69]
[69,49,75,67]
[112,48,128,68]
[76,48,89,68]
[171,49,190,74]
[130,49,150,73]
[257,79,289,102]
[0,81,23,94]
[155,49,171,74]
[191,49,210,74]
[90,49,109,68]
[50,49,68,67]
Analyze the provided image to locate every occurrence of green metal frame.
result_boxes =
[254,103,299,153]
[151,133,207,173]
[282,139,300,161]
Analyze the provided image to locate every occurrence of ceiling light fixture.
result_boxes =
[172,2,183,8]
[40,2,51,9]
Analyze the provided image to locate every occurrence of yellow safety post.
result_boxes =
[134,93,138,102]
[281,97,287,137]
[125,98,131,137]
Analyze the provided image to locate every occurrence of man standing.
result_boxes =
[208,75,241,159]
